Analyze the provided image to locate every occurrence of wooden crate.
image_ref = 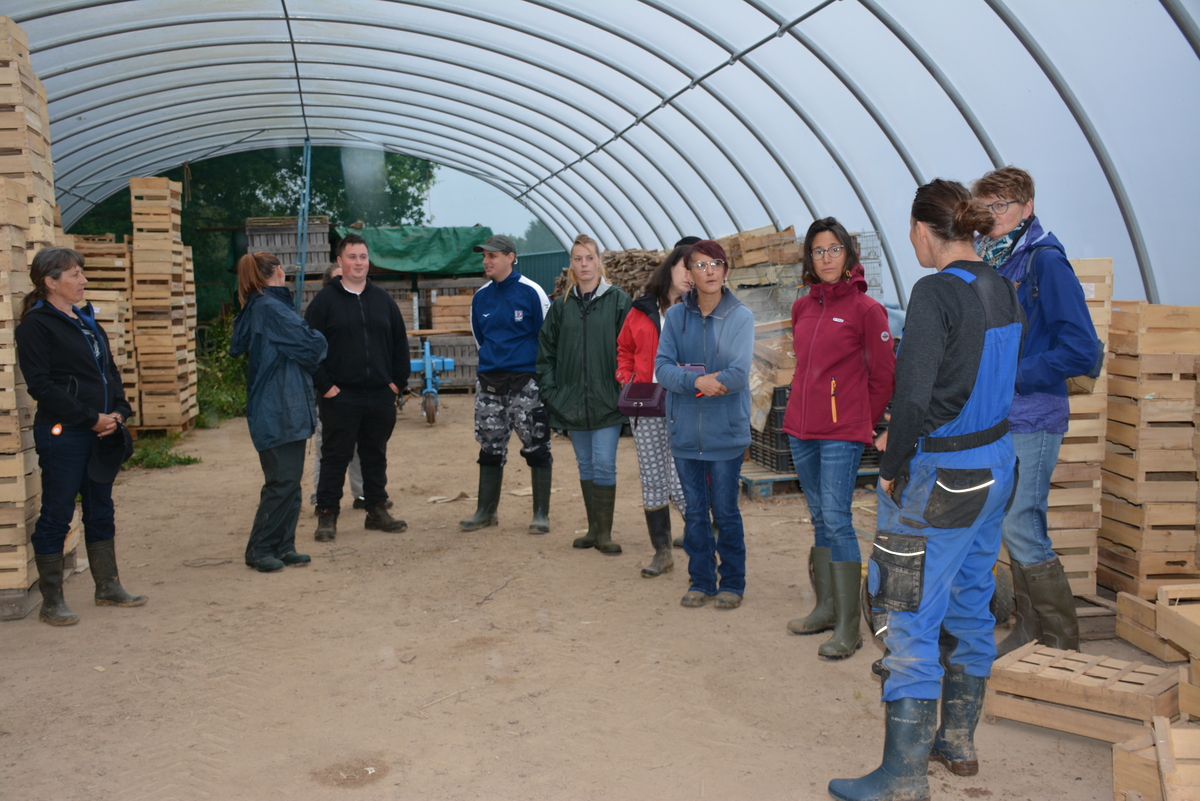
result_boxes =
[1102,497,1198,554]
[1110,302,1200,356]
[1114,730,1164,801]
[1152,717,1200,800]
[1118,592,1190,662]
[985,643,1180,743]
[1156,586,1200,659]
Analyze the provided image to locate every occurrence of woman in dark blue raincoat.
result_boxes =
[829,181,1024,801]
[230,252,327,572]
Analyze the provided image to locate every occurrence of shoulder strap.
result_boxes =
[942,266,976,284]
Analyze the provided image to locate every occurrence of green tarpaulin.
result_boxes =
[334,225,492,275]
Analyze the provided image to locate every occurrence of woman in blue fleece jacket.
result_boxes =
[655,240,755,610]
[973,166,1099,653]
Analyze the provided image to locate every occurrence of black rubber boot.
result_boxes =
[827,697,938,801]
[996,559,1040,656]
[820,561,864,659]
[1025,556,1079,650]
[314,509,338,542]
[788,546,834,635]
[365,502,407,532]
[592,484,621,555]
[573,479,597,549]
[460,465,503,531]
[529,466,551,535]
[35,553,78,626]
[641,506,674,577]
[87,539,148,607]
[930,671,987,777]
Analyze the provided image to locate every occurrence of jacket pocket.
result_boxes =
[923,467,994,529]
[869,531,927,613]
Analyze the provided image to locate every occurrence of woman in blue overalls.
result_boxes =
[829,181,1024,801]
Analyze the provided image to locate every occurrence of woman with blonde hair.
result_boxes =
[230,252,327,572]
[537,234,632,554]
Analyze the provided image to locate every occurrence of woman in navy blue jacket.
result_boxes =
[17,247,141,626]
[973,167,1098,654]
[655,240,755,609]
[230,252,327,572]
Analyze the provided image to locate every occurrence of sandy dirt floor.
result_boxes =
[1,393,1149,800]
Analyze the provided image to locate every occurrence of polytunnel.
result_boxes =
[8,0,1200,307]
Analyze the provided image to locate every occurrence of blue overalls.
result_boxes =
[869,267,1022,702]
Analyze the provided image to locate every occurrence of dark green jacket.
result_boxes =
[536,279,632,431]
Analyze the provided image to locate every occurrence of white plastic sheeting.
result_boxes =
[8,0,1199,306]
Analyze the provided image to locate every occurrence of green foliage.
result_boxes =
[125,433,201,469]
[510,218,562,254]
[67,147,438,321]
[196,312,247,422]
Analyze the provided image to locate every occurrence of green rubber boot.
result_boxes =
[828,697,937,801]
[87,539,148,607]
[640,506,674,577]
[788,546,834,635]
[818,561,864,659]
[591,483,621,555]
[573,480,597,549]
[35,553,78,626]
[529,466,551,535]
[930,671,987,777]
[460,465,503,531]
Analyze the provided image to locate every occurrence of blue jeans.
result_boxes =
[674,455,746,596]
[789,437,864,563]
[32,424,116,555]
[568,424,622,486]
[1002,431,1062,565]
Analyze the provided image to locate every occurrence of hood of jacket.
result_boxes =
[231,285,292,353]
[681,285,745,320]
[631,291,661,332]
[804,264,869,304]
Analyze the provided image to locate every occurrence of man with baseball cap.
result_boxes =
[460,234,554,534]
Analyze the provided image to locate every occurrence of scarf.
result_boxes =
[975,216,1032,271]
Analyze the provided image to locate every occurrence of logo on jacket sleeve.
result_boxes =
[881,331,891,341]
[514,310,524,321]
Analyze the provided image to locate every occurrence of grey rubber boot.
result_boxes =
[788,546,834,635]
[529,466,551,534]
[591,484,621,555]
[35,553,79,626]
[996,559,1040,656]
[828,697,937,801]
[460,465,503,531]
[640,506,674,577]
[1025,556,1080,650]
[87,539,148,607]
[573,479,597,549]
[930,671,987,777]
[818,560,864,659]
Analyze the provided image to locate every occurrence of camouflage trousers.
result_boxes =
[474,375,552,468]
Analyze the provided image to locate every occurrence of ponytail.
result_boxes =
[237,251,282,305]
[911,179,996,243]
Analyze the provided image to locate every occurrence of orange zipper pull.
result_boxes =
[830,378,837,423]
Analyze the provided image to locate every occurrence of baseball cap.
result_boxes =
[473,234,517,254]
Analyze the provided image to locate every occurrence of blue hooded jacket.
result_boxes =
[655,287,755,461]
[230,286,328,452]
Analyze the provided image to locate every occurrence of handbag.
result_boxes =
[1022,247,1105,396]
[618,382,666,418]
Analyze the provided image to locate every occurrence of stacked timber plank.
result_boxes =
[130,177,197,432]
[1099,301,1200,599]
[717,225,800,268]
[429,288,474,331]
[984,642,1180,743]
[72,234,135,421]
[554,248,664,300]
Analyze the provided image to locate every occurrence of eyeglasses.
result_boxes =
[811,246,846,260]
[690,259,725,273]
[984,199,1019,214]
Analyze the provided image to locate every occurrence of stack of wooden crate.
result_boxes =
[429,289,474,330]
[130,177,197,432]
[717,225,800,269]
[1098,302,1200,599]
[71,234,136,422]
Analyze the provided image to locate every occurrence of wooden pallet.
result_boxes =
[985,642,1179,743]
[739,462,800,498]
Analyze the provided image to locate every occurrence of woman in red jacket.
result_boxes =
[783,217,896,659]
[616,240,695,578]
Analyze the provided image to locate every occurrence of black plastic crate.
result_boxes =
[749,440,793,474]
[772,385,790,408]
[751,425,790,452]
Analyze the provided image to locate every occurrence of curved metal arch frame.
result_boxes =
[985,0,1158,303]
[30,12,755,249]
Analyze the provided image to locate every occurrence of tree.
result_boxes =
[509,218,563,254]
[68,147,437,320]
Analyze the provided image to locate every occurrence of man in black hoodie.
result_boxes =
[304,234,409,541]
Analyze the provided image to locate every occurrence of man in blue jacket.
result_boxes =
[459,234,553,534]
[974,167,1099,654]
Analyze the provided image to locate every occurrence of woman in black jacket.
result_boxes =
[15,247,144,626]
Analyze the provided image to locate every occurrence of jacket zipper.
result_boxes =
[357,293,370,384]
[580,293,591,429]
